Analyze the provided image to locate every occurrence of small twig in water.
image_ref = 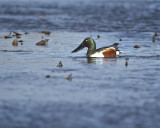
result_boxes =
[134,45,140,48]
[40,30,51,35]
[36,39,49,46]
[12,39,18,46]
[57,61,63,68]
[125,57,129,67]
[65,73,72,80]
[152,32,159,43]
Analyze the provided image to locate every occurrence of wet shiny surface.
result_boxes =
[0,0,160,128]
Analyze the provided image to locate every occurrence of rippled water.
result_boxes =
[0,0,160,128]
[0,0,160,32]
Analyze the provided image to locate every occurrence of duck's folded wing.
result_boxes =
[93,43,119,58]
[95,43,119,53]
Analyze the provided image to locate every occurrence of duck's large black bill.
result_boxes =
[71,43,85,53]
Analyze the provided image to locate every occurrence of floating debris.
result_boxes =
[125,57,129,67]
[4,35,12,39]
[13,32,21,36]
[12,32,22,38]
[119,38,122,41]
[57,61,63,68]
[41,30,51,35]
[1,50,33,52]
[152,35,156,42]
[16,35,21,38]
[45,75,51,78]
[18,40,24,42]
[18,40,24,45]
[134,45,140,48]
[65,73,72,80]
[154,32,158,36]
[97,35,100,38]
[12,39,18,46]
[152,32,159,42]
[24,32,29,34]
[4,32,12,38]
[36,39,49,46]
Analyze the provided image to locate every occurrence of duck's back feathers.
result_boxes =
[95,43,119,53]
[90,43,120,58]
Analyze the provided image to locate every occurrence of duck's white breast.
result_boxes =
[90,47,120,58]
[90,52,104,57]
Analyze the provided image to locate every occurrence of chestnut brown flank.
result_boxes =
[102,48,116,57]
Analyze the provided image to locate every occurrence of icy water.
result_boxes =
[0,0,160,128]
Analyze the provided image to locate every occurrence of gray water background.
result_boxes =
[0,0,160,128]
[0,0,160,32]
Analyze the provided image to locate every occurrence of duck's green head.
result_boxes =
[72,37,96,55]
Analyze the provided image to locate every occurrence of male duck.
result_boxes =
[72,37,120,58]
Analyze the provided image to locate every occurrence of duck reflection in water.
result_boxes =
[87,57,118,64]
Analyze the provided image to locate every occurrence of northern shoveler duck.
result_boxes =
[72,37,120,58]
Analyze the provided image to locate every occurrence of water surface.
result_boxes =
[0,0,160,128]
[0,0,160,32]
